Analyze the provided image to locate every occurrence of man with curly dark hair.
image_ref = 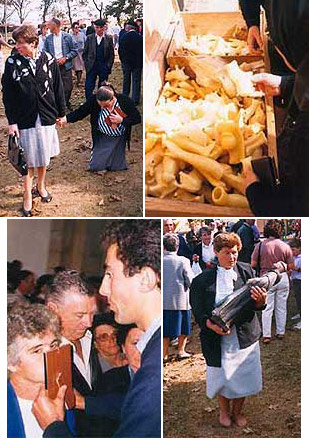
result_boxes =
[32,220,161,438]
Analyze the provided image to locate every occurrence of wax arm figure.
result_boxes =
[189,261,266,367]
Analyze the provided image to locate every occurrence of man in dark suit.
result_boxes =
[45,270,104,437]
[44,18,78,110]
[83,18,114,99]
[32,220,161,438]
[192,227,215,271]
[118,21,143,105]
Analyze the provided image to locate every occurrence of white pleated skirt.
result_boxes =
[206,326,262,399]
[19,115,60,168]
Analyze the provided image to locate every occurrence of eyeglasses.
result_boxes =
[95,332,117,342]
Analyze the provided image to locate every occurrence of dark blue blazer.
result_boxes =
[43,327,162,438]
[7,380,75,438]
[115,327,161,438]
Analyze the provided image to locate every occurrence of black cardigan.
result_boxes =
[66,93,141,147]
[1,51,66,129]
[190,261,263,367]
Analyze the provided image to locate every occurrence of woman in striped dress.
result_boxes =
[62,84,141,174]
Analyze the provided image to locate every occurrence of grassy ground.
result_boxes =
[163,291,301,438]
[0,48,143,217]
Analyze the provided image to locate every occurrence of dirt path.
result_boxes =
[164,292,301,438]
[0,49,143,217]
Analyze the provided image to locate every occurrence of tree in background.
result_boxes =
[10,0,31,23]
[91,0,105,19]
[40,0,57,23]
[104,0,142,21]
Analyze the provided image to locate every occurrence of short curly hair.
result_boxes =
[213,232,242,252]
[263,220,283,239]
[46,270,91,304]
[7,303,60,372]
[102,220,161,277]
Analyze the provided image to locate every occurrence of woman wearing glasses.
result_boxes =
[71,21,86,87]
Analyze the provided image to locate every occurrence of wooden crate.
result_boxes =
[167,11,263,67]
[145,4,277,217]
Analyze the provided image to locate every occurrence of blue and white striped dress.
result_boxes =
[206,266,262,399]
[89,100,127,172]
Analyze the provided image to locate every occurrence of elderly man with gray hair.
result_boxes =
[163,233,194,362]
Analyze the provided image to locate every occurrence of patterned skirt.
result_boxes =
[19,115,60,168]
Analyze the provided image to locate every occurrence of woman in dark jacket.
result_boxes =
[2,25,66,216]
[190,233,267,428]
[61,84,141,174]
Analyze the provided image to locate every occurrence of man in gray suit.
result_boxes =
[83,18,114,99]
[44,18,78,110]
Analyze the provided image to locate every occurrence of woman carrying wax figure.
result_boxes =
[58,83,141,175]
[7,303,75,438]
[190,232,267,428]
[1,25,66,217]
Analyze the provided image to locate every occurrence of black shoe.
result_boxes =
[32,186,52,203]
[21,206,32,217]
[40,191,52,203]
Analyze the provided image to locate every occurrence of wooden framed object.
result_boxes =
[145,2,277,217]
[167,11,263,66]
[44,344,75,409]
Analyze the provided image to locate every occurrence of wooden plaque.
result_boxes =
[44,344,75,410]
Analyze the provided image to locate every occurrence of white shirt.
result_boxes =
[53,31,63,59]
[61,330,93,389]
[137,315,161,354]
[96,34,103,45]
[291,255,301,280]
[215,266,237,305]
[17,397,44,438]
[202,242,215,263]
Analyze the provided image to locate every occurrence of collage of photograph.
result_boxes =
[0,0,306,439]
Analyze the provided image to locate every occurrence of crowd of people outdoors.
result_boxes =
[163,218,301,428]
[1,15,142,217]
[7,220,161,438]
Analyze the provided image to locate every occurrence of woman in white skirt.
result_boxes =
[190,233,267,428]
[2,25,66,216]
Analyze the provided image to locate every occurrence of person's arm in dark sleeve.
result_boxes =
[1,61,17,124]
[246,182,292,216]
[66,96,94,123]
[66,35,78,60]
[43,421,73,438]
[280,75,295,102]
[52,58,66,117]
[85,392,126,419]
[119,95,141,126]
[239,0,262,28]
[190,275,211,328]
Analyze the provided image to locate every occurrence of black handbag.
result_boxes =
[210,263,287,332]
[7,134,28,176]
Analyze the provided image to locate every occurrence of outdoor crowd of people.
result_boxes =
[163,218,301,427]
[7,220,161,438]
[1,16,142,216]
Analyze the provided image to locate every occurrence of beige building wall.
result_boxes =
[7,219,52,276]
